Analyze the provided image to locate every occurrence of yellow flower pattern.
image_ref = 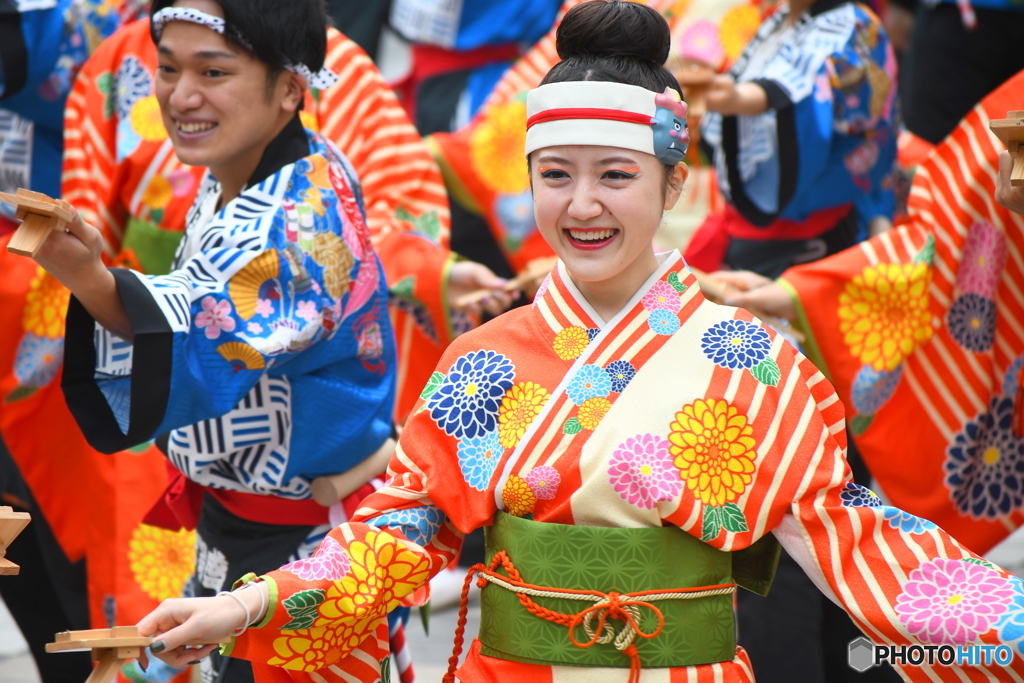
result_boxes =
[720,5,762,62]
[470,101,530,194]
[837,262,933,371]
[127,524,196,601]
[578,396,612,430]
[501,475,537,517]
[23,268,70,339]
[668,398,758,507]
[270,530,430,671]
[130,95,168,142]
[142,174,173,210]
[552,326,589,360]
[497,381,550,448]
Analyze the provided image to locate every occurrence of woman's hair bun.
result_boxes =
[555,0,671,66]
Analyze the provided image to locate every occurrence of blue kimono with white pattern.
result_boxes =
[64,120,396,499]
[700,0,898,234]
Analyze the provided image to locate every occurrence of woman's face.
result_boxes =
[531,145,685,293]
[154,0,301,181]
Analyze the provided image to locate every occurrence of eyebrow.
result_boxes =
[158,45,239,60]
[535,155,641,166]
[597,156,641,165]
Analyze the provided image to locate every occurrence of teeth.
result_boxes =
[177,121,217,134]
[569,229,615,242]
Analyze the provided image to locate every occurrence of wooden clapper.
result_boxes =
[47,627,231,683]
[1,188,74,257]
[990,110,1024,186]
[0,505,31,575]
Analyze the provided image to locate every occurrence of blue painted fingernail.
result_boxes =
[150,641,166,654]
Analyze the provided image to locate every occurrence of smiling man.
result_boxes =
[31,1,400,681]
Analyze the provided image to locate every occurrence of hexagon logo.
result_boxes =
[848,637,876,672]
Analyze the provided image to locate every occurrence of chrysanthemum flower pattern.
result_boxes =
[127,524,196,602]
[498,381,550,448]
[501,475,537,517]
[552,326,589,360]
[945,396,1024,519]
[839,482,882,507]
[456,430,504,491]
[523,466,560,500]
[851,364,903,415]
[648,309,681,336]
[605,360,636,393]
[641,280,683,313]
[428,350,515,440]
[668,399,757,507]
[895,558,1013,644]
[883,507,936,534]
[281,536,350,581]
[608,434,682,509]
[566,365,612,406]
[369,505,446,546]
[946,293,996,353]
[577,396,612,431]
[701,319,772,370]
[23,268,70,339]
[838,262,933,371]
[956,221,1006,299]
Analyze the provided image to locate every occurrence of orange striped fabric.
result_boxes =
[231,251,1024,681]
[782,68,1024,555]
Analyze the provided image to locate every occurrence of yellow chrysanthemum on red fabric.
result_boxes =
[127,524,196,601]
[130,95,168,142]
[498,381,550,448]
[552,326,589,360]
[142,174,173,210]
[720,5,762,63]
[501,475,537,517]
[270,530,429,671]
[470,101,530,194]
[837,262,933,371]
[23,267,70,339]
[668,398,758,507]
[578,396,612,431]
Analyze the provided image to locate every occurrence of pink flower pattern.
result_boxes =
[680,21,725,68]
[524,466,561,500]
[255,299,274,317]
[641,280,682,313]
[195,296,236,340]
[280,536,351,581]
[894,558,1013,644]
[296,300,320,323]
[247,322,263,334]
[957,222,1007,299]
[607,434,682,509]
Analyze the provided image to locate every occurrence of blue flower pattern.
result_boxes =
[701,319,772,370]
[494,191,535,242]
[456,430,503,490]
[566,364,612,406]
[605,360,636,393]
[839,482,882,507]
[882,507,936,534]
[945,395,1024,519]
[114,55,152,120]
[14,334,64,387]
[648,309,681,336]
[369,505,446,546]
[947,293,997,353]
[998,577,1024,655]
[429,350,515,440]
[1003,355,1023,397]
[851,364,903,415]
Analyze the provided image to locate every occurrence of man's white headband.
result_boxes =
[151,7,340,89]
[525,81,690,165]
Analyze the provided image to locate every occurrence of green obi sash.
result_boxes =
[121,217,186,276]
[477,512,780,669]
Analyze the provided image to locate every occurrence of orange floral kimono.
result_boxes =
[0,17,451,661]
[780,68,1024,555]
[227,251,1023,682]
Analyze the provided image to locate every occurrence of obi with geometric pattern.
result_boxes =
[476,512,779,670]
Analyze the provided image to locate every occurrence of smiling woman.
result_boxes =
[128,2,1024,683]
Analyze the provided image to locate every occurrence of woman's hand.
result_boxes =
[705,76,769,117]
[710,270,798,322]
[995,151,1024,217]
[448,260,517,317]
[137,584,267,669]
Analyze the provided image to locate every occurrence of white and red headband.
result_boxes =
[151,7,340,89]
[525,81,690,165]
